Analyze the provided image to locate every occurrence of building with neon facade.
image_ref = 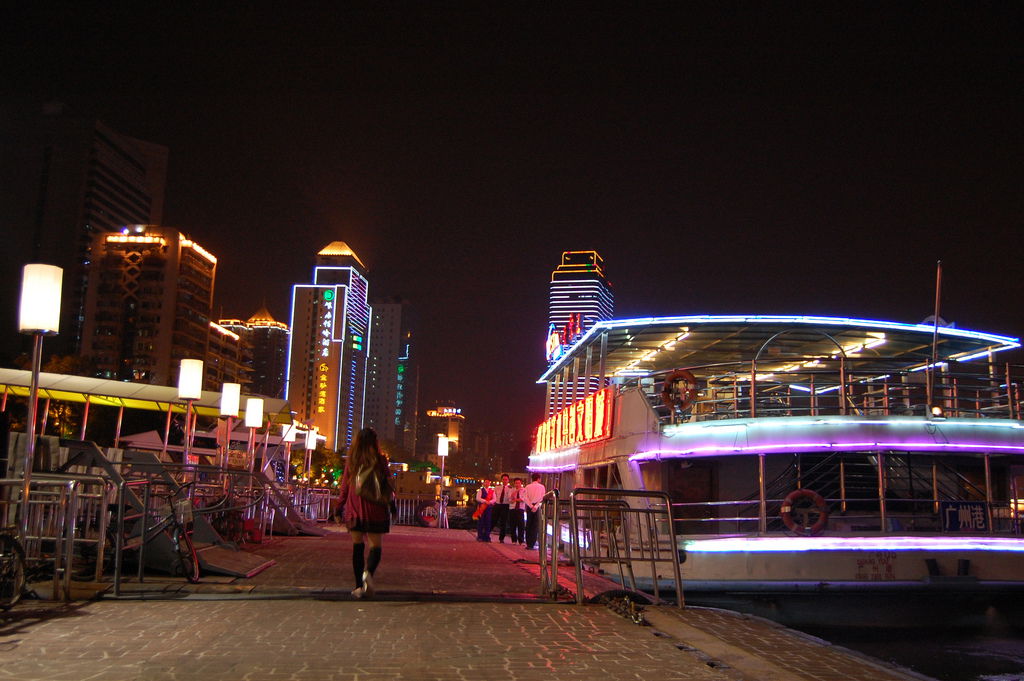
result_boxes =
[285,242,371,451]
[546,250,613,364]
[529,313,1024,625]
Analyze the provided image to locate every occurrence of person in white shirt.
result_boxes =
[509,478,527,545]
[492,474,513,543]
[522,473,546,550]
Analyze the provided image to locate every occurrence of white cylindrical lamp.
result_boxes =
[244,398,264,428]
[19,264,63,334]
[220,383,241,417]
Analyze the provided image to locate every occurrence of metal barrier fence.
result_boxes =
[539,488,684,606]
[0,473,115,601]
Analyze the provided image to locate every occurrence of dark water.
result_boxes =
[798,625,1024,681]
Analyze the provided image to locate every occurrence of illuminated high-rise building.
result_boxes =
[365,298,416,453]
[0,105,168,361]
[546,250,614,363]
[219,307,290,398]
[285,242,371,451]
[80,225,225,387]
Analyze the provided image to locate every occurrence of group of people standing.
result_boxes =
[475,473,546,549]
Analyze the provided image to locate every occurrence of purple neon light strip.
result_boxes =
[683,536,1024,553]
[631,440,1024,461]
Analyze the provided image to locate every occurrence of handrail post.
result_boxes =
[758,454,767,534]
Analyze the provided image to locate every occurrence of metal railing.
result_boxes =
[651,360,1022,424]
[569,489,683,607]
[538,489,563,599]
[0,473,115,601]
[538,488,684,607]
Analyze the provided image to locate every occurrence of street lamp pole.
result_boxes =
[219,383,241,470]
[17,265,62,541]
[244,397,264,489]
[178,359,203,495]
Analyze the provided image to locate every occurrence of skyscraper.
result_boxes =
[546,250,613,363]
[365,298,416,453]
[220,307,290,398]
[285,242,371,451]
[0,105,168,361]
[80,225,225,387]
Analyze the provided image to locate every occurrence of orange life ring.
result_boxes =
[780,488,829,536]
[662,368,699,412]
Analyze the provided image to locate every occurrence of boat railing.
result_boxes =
[650,360,1022,424]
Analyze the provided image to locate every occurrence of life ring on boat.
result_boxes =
[662,368,699,412]
[780,488,829,536]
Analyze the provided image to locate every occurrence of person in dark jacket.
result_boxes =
[338,428,392,598]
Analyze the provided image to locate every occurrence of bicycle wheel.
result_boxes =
[0,534,26,609]
[171,526,200,584]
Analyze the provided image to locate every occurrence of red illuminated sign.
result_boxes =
[535,387,614,453]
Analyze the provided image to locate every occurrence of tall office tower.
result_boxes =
[285,242,371,451]
[0,104,168,361]
[219,307,290,398]
[80,226,217,387]
[546,250,614,363]
[206,321,251,388]
[365,298,416,453]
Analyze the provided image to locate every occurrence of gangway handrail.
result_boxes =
[569,488,684,608]
[537,489,562,599]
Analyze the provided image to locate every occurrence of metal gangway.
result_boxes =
[538,488,684,607]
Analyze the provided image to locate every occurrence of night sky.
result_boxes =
[2,5,1022,440]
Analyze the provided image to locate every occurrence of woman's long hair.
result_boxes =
[347,427,384,475]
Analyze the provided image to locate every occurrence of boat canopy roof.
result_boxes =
[0,368,293,424]
[537,314,1020,384]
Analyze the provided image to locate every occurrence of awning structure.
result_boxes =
[0,369,293,424]
[539,314,1021,383]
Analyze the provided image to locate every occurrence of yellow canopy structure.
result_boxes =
[0,368,293,424]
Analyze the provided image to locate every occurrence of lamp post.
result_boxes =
[244,398,264,479]
[437,435,449,529]
[281,423,297,484]
[177,359,203,463]
[17,264,62,540]
[219,383,241,470]
[304,428,317,485]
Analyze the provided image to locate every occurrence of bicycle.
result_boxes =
[114,481,200,584]
[0,528,27,609]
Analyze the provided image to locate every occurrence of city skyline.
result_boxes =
[2,6,1021,443]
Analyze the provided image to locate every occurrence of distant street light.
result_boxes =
[18,264,62,541]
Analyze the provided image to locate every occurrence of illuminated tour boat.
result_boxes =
[529,314,1024,626]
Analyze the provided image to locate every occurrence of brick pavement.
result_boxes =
[0,524,932,680]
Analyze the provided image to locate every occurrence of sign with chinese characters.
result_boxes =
[535,387,614,453]
[940,501,989,532]
[319,288,335,359]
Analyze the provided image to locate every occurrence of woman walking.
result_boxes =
[338,428,393,598]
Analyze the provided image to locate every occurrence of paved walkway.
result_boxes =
[0,524,932,681]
